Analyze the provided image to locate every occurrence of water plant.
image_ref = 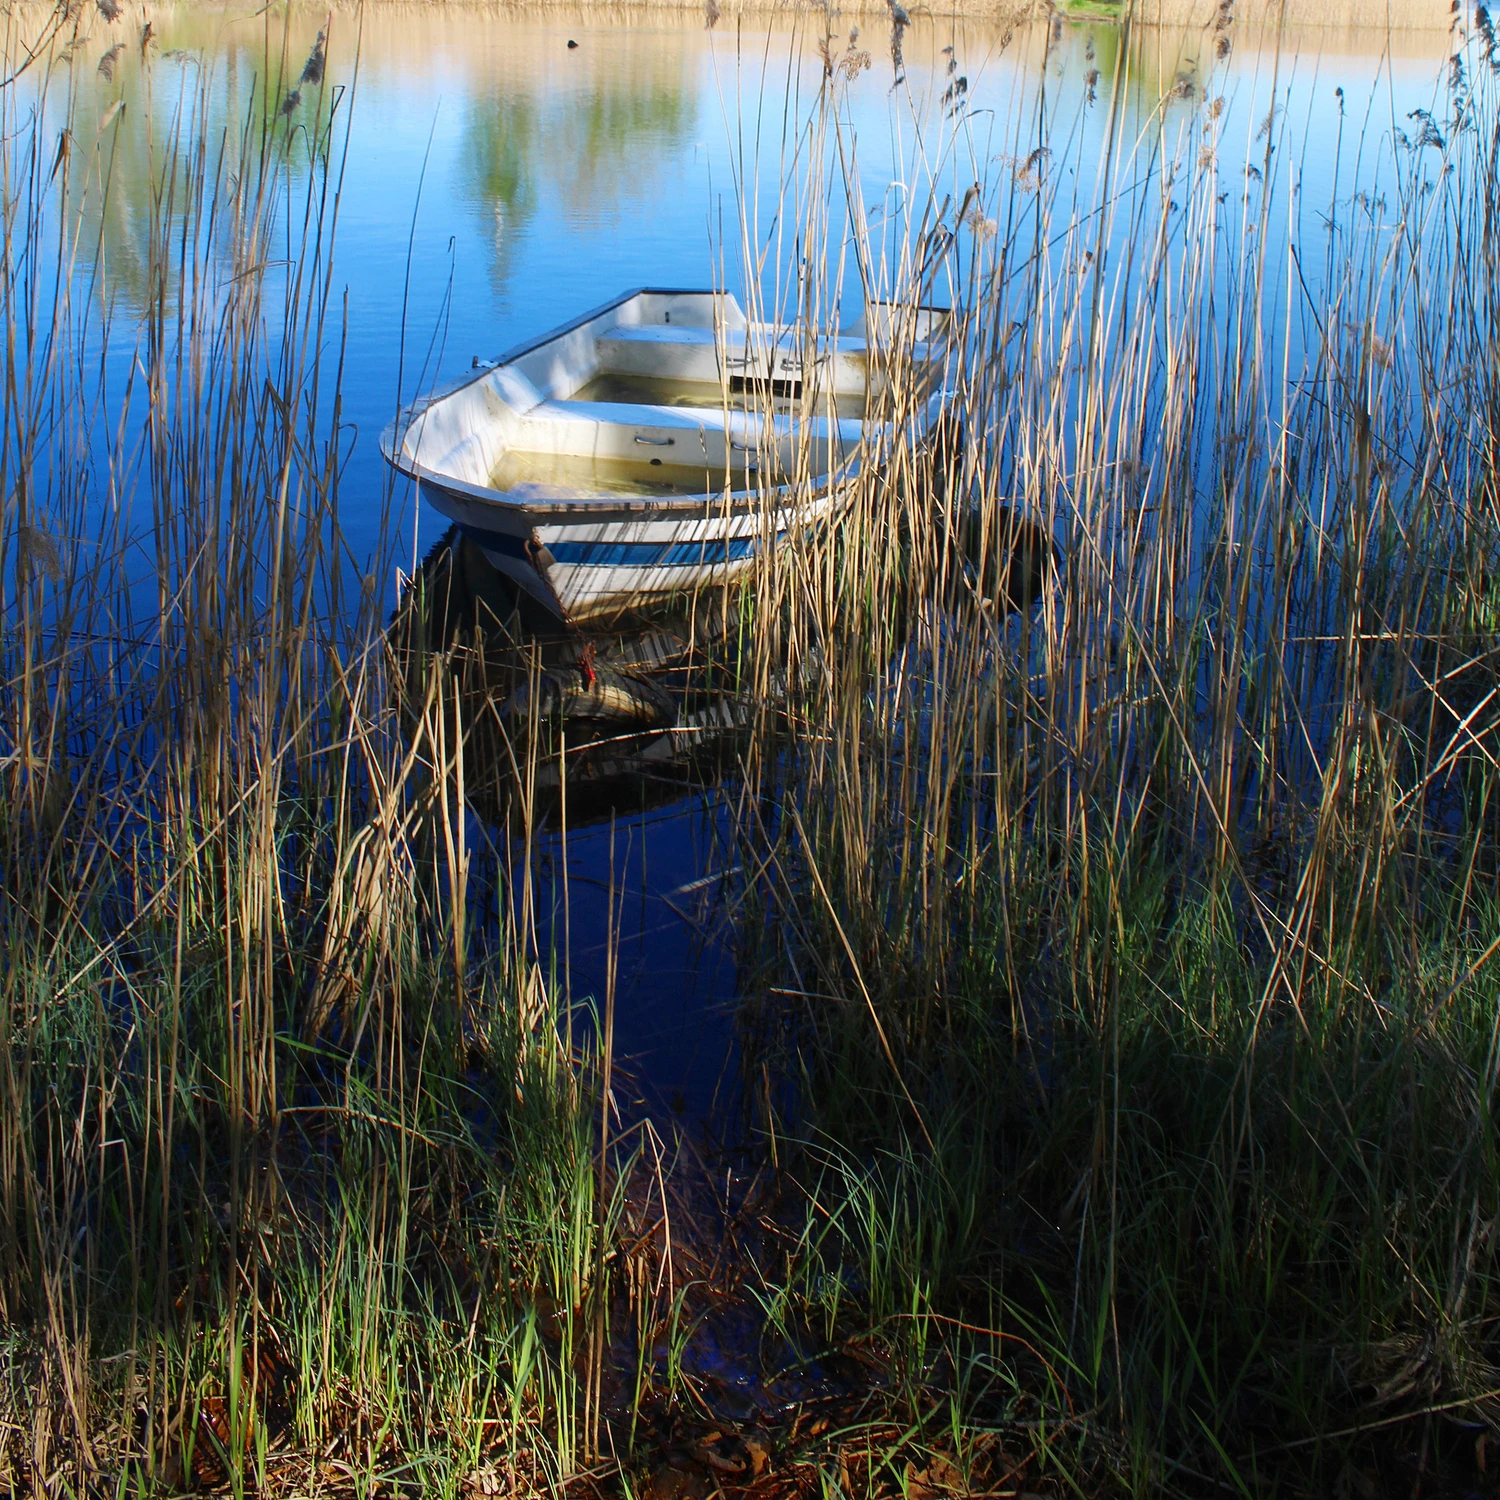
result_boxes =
[0,8,639,1492]
[730,0,1500,1490]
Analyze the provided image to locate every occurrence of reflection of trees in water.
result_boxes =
[1018,16,1230,166]
[1043,18,1199,117]
[465,53,695,287]
[39,11,333,317]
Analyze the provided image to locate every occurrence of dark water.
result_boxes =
[530,785,742,1120]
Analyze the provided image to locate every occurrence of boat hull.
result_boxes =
[418,475,836,620]
[382,287,948,624]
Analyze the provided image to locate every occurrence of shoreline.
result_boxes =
[342,0,1459,26]
[4,0,1462,31]
[359,0,1460,29]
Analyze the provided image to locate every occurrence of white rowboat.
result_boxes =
[379,287,951,623]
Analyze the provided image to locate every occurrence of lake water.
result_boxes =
[8,0,1465,1113]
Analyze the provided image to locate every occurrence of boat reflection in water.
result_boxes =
[388,489,1059,1117]
[391,525,753,825]
[390,527,751,1119]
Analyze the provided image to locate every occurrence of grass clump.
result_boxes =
[729,2,1500,1490]
[0,10,644,1493]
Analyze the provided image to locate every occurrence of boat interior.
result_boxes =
[388,290,948,502]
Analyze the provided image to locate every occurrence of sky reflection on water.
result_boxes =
[15,1,1461,571]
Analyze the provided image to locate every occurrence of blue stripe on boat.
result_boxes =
[658,538,758,565]
[450,517,767,570]
[547,540,668,567]
[545,537,758,567]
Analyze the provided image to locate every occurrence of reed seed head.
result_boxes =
[301,30,325,86]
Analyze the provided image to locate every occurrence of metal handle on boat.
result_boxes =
[634,435,675,447]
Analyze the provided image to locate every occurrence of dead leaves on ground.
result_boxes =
[628,1418,1042,1500]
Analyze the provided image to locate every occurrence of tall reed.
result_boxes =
[0,8,637,1492]
[732,2,1500,1487]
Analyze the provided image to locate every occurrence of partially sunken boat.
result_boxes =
[379,287,951,623]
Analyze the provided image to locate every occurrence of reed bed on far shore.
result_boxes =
[729,0,1500,1490]
[2,0,1462,38]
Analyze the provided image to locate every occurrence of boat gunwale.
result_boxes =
[379,284,727,481]
[380,284,948,517]
[411,457,857,518]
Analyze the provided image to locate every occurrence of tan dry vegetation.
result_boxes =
[307,0,1459,27]
[0,0,1457,133]
[4,0,1460,37]
[1126,0,1454,29]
